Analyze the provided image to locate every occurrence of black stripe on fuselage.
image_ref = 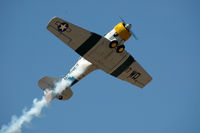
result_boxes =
[70,79,79,86]
[111,55,135,77]
[75,32,101,56]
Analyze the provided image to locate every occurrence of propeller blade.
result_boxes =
[130,30,138,40]
[119,17,126,24]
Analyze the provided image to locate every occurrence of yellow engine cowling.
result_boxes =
[114,23,131,41]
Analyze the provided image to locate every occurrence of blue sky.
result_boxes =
[0,0,200,133]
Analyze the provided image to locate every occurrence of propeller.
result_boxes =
[119,17,138,40]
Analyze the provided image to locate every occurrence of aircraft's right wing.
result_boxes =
[109,55,152,88]
[46,17,101,52]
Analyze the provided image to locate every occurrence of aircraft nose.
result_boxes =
[125,24,132,30]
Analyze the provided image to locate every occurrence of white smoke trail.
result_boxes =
[0,97,48,133]
[0,79,72,133]
[0,57,92,133]
[54,78,72,94]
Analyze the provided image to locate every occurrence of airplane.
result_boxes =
[38,17,152,101]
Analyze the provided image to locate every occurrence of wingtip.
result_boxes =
[46,16,60,29]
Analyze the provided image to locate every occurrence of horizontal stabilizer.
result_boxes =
[38,76,59,90]
[38,76,73,100]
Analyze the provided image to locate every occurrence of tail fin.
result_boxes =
[38,76,73,101]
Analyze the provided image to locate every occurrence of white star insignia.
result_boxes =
[59,24,67,31]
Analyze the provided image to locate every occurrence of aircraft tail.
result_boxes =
[38,76,73,101]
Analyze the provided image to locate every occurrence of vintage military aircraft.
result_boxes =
[38,17,152,101]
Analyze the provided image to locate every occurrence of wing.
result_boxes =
[110,55,152,88]
[47,17,152,88]
[47,17,100,53]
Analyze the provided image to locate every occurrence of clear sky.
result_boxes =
[1,0,200,133]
